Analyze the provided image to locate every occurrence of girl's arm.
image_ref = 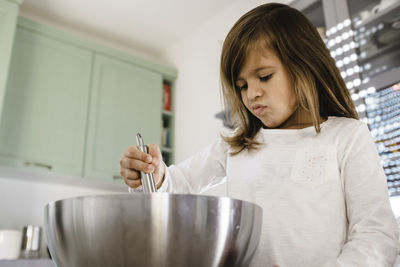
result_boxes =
[157,137,228,194]
[325,122,399,266]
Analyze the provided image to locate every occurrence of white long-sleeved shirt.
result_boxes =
[158,116,400,267]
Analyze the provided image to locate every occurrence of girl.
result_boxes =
[120,3,399,266]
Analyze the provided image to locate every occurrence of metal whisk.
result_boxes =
[136,133,157,193]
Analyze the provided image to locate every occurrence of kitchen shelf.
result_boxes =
[358,40,400,65]
[291,0,320,12]
[361,67,400,91]
[162,110,173,117]
[161,147,173,153]
[354,1,400,30]
[161,80,174,165]
[391,191,400,196]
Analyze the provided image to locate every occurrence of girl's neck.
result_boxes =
[276,107,315,129]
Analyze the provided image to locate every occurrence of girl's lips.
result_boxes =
[251,105,266,115]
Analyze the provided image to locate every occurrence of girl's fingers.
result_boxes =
[120,144,164,189]
[120,167,140,180]
[147,144,162,164]
[123,146,152,163]
[121,168,142,188]
[120,157,154,173]
[125,176,142,188]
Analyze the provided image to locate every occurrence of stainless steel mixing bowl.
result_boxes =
[44,193,263,267]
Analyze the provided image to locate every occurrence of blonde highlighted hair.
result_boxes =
[220,3,358,155]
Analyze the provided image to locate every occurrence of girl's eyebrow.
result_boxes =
[253,66,275,72]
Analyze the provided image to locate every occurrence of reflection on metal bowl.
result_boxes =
[44,193,263,267]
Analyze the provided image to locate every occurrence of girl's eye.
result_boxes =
[260,74,273,81]
[237,84,248,91]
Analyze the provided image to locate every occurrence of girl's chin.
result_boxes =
[261,119,278,129]
[261,117,291,129]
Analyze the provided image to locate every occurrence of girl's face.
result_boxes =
[236,48,307,129]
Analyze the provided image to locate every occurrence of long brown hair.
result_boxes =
[220,3,358,155]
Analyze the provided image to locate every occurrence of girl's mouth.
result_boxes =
[251,105,266,115]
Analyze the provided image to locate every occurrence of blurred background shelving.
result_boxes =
[162,81,174,165]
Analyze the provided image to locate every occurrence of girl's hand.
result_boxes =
[120,144,165,189]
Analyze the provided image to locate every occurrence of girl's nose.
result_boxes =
[246,82,263,100]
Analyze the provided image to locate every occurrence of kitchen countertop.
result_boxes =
[0,259,54,267]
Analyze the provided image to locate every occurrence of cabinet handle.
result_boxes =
[113,175,123,180]
[24,161,52,170]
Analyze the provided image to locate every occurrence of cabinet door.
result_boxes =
[0,28,92,175]
[84,54,162,181]
[0,0,20,118]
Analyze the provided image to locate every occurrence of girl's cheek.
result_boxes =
[240,96,248,108]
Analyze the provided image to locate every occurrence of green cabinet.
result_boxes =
[0,0,22,121]
[0,16,176,182]
[84,54,163,180]
[0,28,92,175]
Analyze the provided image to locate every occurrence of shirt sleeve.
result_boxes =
[157,137,228,194]
[324,122,400,267]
